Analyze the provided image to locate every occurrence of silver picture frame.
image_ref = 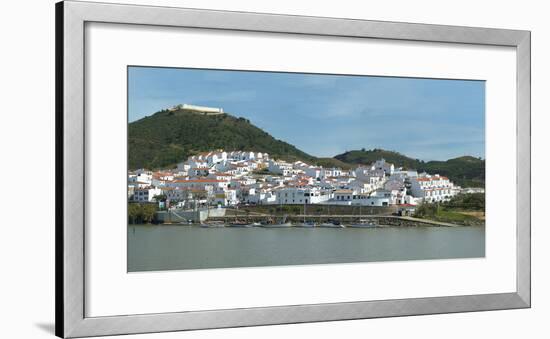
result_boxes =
[56,1,531,337]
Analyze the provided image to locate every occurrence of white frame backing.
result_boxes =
[56,1,531,337]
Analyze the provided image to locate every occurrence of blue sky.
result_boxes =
[128,66,485,161]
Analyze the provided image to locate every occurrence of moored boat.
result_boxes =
[227,221,251,227]
[348,220,377,228]
[200,221,225,228]
[261,221,293,228]
[319,222,345,228]
[295,221,317,228]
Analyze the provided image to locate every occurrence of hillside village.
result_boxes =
[128,149,467,210]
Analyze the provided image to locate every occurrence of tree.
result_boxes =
[141,204,157,223]
[152,194,167,202]
[128,203,158,224]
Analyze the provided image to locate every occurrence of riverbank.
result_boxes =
[151,215,478,228]
[414,209,485,226]
[413,193,485,226]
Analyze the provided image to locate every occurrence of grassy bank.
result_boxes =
[414,193,485,226]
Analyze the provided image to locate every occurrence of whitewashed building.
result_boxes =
[304,167,322,179]
[268,160,293,175]
[131,187,162,202]
[410,174,458,202]
[274,187,332,204]
[372,158,395,175]
[168,179,229,191]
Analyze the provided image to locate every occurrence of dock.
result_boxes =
[205,214,463,227]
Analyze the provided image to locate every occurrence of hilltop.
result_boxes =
[129,108,319,169]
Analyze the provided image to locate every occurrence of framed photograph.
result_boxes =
[56,1,531,337]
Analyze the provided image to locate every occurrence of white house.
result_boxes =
[348,179,377,194]
[131,187,162,202]
[128,171,152,185]
[322,167,343,178]
[331,188,395,206]
[229,162,251,175]
[333,189,355,202]
[168,179,230,191]
[213,188,239,206]
[354,167,385,186]
[161,187,194,204]
[273,187,332,205]
[372,158,395,175]
[245,189,277,205]
[355,190,394,206]
[304,167,322,179]
[410,174,458,202]
[268,160,293,175]
[384,178,405,191]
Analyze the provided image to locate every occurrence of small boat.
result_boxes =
[175,220,192,225]
[348,221,377,228]
[199,221,225,228]
[247,222,262,227]
[295,203,316,227]
[347,206,376,228]
[319,222,345,228]
[261,222,293,228]
[295,221,317,228]
[228,221,251,227]
[262,214,292,228]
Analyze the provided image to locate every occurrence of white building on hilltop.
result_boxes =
[169,103,224,114]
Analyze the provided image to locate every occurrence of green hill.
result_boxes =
[335,149,485,187]
[420,156,485,188]
[129,109,484,188]
[334,149,422,169]
[128,108,316,169]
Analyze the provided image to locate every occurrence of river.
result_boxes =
[128,225,485,272]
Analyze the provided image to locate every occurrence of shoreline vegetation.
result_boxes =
[413,193,485,226]
[128,193,485,227]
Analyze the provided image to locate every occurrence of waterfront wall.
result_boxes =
[157,208,226,223]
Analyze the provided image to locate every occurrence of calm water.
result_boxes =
[128,225,485,272]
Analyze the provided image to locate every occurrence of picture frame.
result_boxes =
[56,1,531,337]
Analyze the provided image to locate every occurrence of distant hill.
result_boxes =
[419,156,485,188]
[335,149,485,187]
[334,149,422,169]
[128,108,316,169]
